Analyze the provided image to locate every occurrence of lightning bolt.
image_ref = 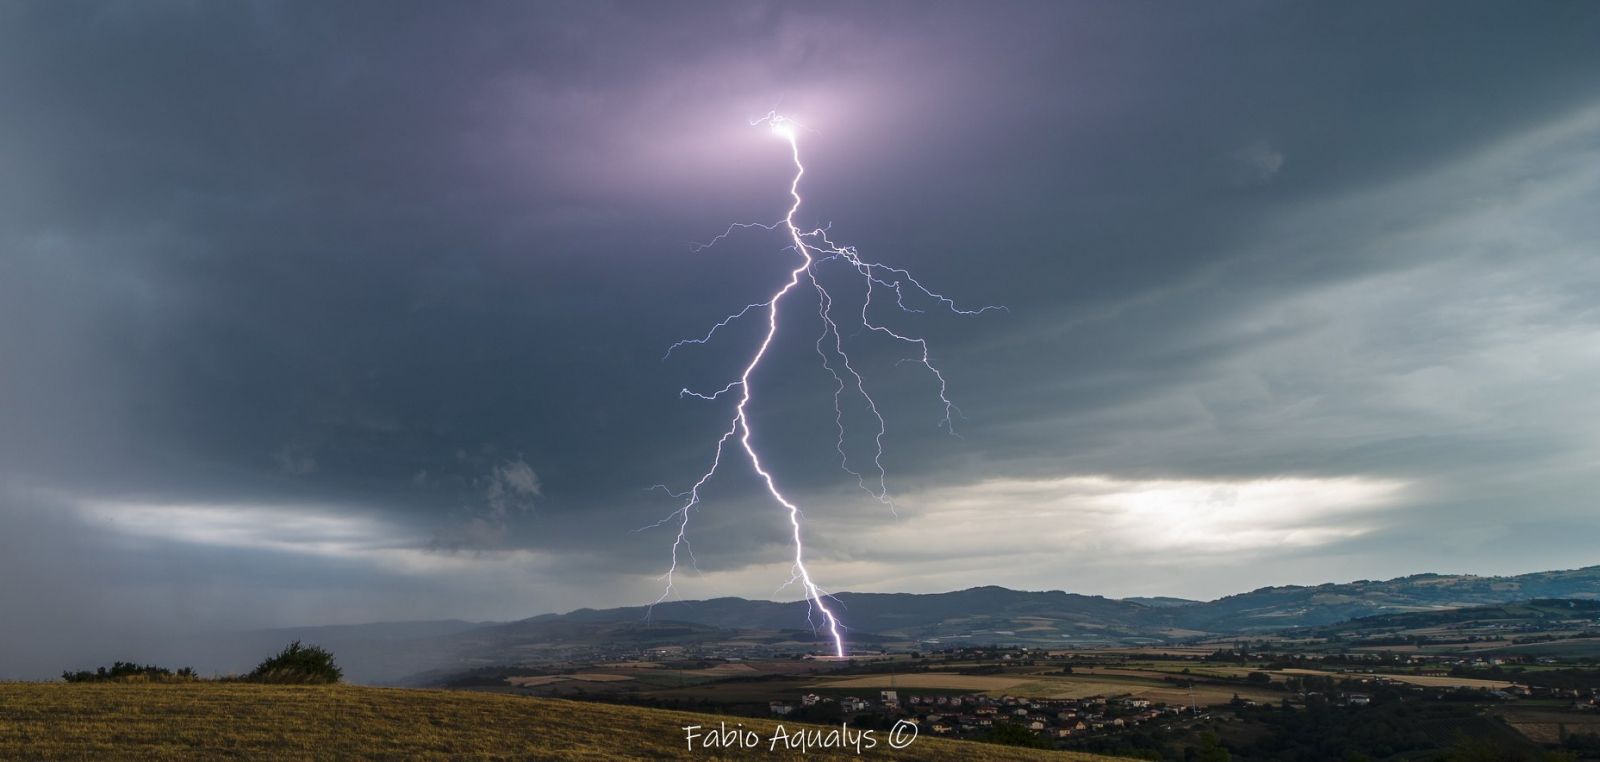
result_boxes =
[644,113,1002,657]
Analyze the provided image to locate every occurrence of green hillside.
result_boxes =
[0,682,1120,760]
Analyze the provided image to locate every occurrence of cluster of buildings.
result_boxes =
[1291,671,1600,708]
[770,691,1186,741]
[911,694,1184,739]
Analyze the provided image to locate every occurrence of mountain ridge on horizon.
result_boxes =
[526,563,1600,623]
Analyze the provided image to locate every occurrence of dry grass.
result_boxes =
[0,682,1121,760]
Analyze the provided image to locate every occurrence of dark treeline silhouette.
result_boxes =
[62,641,342,685]
[62,662,198,683]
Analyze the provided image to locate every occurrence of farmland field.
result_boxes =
[1492,637,1600,659]
[1007,678,1277,706]
[1073,665,1263,680]
[505,674,635,687]
[810,671,1277,707]
[818,673,1030,691]
[1274,669,1513,689]
[1492,706,1600,745]
[0,682,1119,760]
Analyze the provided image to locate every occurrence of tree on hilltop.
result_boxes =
[247,641,343,684]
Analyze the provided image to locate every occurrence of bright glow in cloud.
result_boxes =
[812,474,1411,574]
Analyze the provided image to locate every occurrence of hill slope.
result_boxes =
[0,683,1115,760]
[1294,598,1600,637]
[1175,566,1600,631]
[491,567,1600,645]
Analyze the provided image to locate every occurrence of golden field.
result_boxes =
[0,682,1122,760]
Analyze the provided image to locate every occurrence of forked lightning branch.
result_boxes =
[643,113,1001,657]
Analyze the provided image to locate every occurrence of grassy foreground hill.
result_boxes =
[0,682,1118,760]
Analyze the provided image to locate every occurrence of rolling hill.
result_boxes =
[1171,566,1600,632]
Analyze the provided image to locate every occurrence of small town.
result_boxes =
[769,690,1190,741]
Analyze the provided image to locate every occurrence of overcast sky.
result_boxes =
[4,1,1600,676]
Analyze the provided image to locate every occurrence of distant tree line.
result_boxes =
[62,662,198,683]
[62,641,341,685]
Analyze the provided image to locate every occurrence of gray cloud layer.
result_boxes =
[3,1,1599,677]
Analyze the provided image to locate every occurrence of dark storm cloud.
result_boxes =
[3,1,1600,672]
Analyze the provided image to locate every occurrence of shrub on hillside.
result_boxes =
[247,641,342,684]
